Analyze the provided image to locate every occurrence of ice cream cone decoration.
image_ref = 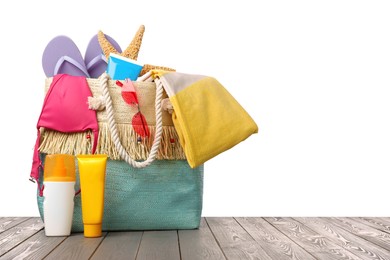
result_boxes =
[98,25,175,76]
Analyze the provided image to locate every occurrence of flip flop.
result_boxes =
[85,33,122,78]
[42,35,90,77]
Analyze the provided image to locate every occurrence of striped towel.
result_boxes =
[152,70,258,168]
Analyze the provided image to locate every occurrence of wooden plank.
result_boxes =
[206,217,272,260]
[295,217,390,260]
[354,217,390,234]
[329,217,390,252]
[90,231,143,260]
[44,232,106,260]
[3,217,390,260]
[0,218,43,256]
[136,231,180,260]
[0,217,29,233]
[236,217,316,260]
[1,230,66,259]
[264,217,361,260]
[179,218,226,260]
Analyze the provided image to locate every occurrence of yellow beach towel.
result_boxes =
[152,71,258,168]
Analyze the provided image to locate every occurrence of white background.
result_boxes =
[1,0,390,217]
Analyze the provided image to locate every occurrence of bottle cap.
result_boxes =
[43,154,76,182]
[84,224,102,237]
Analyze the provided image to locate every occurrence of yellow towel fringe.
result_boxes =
[39,123,186,160]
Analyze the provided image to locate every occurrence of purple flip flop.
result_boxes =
[42,35,90,78]
[85,34,122,78]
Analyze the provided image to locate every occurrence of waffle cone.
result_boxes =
[121,25,145,60]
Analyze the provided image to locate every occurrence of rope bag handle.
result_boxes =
[99,72,164,168]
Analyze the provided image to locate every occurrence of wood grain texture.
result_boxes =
[0,218,43,256]
[90,231,143,260]
[329,217,390,251]
[43,232,106,260]
[295,217,390,260]
[265,217,361,260]
[1,217,390,260]
[179,218,226,260]
[206,217,272,260]
[0,230,66,260]
[355,217,390,234]
[0,217,29,233]
[236,217,316,260]
[136,231,180,260]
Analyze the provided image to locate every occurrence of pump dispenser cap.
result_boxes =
[43,154,76,182]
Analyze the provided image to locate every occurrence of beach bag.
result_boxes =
[34,74,203,231]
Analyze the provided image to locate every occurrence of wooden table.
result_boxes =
[1,217,390,259]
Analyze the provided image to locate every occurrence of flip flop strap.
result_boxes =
[54,55,90,77]
[86,53,107,70]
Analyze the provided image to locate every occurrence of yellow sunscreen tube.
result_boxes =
[76,154,108,237]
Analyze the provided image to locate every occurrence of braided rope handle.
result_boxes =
[99,73,164,168]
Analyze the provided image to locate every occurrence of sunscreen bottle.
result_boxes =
[77,154,108,237]
[43,154,75,236]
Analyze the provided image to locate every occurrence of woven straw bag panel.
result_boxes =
[41,77,185,160]
[44,77,174,126]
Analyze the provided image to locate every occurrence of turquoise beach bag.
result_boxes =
[35,77,204,231]
[37,155,203,231]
